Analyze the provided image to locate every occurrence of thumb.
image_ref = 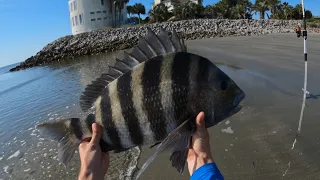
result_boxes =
[91,123,101,145]
[196,112,206,130]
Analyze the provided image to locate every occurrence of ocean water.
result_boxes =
[0,52,140,180]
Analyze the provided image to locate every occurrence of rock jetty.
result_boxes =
[10,19,315,72]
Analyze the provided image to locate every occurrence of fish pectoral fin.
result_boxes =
[135,117,194,180]
[36,118,81,167]
[170,148,190,174]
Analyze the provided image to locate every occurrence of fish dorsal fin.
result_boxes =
[80,73,115,111]
[80,28,187,112]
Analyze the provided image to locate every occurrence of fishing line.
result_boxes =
[283,0,309,176]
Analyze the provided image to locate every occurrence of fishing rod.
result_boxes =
[291,0,310,151]
[296,0,309,136]
[283,1,310,176]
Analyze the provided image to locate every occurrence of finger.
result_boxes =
[79,140,89,148]
[90,123,101,145]
[101,152,110,171]
[195,112,205,130]
[102,152,110,164]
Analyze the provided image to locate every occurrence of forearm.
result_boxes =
[78,168,104,180]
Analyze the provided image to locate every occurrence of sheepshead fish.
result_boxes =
[36,27,245,179]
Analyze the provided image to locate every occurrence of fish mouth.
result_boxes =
[230,91,245,116]
[232,104,243,114]
[233,90,245,107]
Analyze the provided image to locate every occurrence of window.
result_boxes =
[79,14,83,24]
[71,1,77,11]
[72,17,75,26]
[103,17,107,19]
[90,12,95,14]
[103,11,107,13]
[101,0,104,5]
[97,18,102,20]
[91,19,96,21]
[75,15,79,25]
[97,11,101,14]
[69,3,72,12]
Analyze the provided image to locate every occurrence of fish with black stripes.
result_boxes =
[36,27,246,179]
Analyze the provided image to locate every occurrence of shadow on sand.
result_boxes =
[307,93,320,100]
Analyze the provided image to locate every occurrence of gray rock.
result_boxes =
[10,19,318,72]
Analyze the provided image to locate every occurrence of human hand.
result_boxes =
[78,123,109,180]
[187,112,214,176]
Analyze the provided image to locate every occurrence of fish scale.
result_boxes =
[36,27,245,179]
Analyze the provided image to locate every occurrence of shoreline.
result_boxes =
[9,19,319,72]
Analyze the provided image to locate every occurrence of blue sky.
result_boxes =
[0,0,319,67]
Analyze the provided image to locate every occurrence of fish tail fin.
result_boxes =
[36,118,83,167]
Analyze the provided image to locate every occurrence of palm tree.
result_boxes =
[282,2,291,19]
[254,0,280,19]
[149,3,171,23]
[114,0,129,26]
[305,10,313,19]
[107,0,115,27]
[133,3,146,24]
[267,0,281,16]
[294,4,303,19]
[173,0,204,20]
[204,5,217,18]
[127,5,134,17]
[254,0,269,19]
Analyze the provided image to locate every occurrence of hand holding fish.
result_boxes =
[187,112,213,176]
[78,123,110,180]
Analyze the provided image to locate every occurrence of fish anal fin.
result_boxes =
[135,117,194,179]
[150,142,161,149]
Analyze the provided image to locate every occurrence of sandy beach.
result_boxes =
[1,33,319,180]
[137,33,320,180]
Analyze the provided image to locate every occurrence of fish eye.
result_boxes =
[220,80,229,91]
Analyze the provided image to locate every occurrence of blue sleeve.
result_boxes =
[190,163,224,180]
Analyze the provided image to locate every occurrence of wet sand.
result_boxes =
[137,33,320,180]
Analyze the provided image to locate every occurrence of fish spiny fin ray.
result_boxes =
[114,58,132,71]
[130,45,149,62]
[80,73,116,111]
[158,27,176,53]
[123,51,140,66]
[135,117,194,179]
[108,65,126,75]
[145,27,166,55]
[80,28,187,112]
[171,30,184,52]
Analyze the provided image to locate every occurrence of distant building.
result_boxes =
[68,0,128,35]
[152,0,202,12]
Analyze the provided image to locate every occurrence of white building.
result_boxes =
[68,0,128,35]
[152,0,202,12]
